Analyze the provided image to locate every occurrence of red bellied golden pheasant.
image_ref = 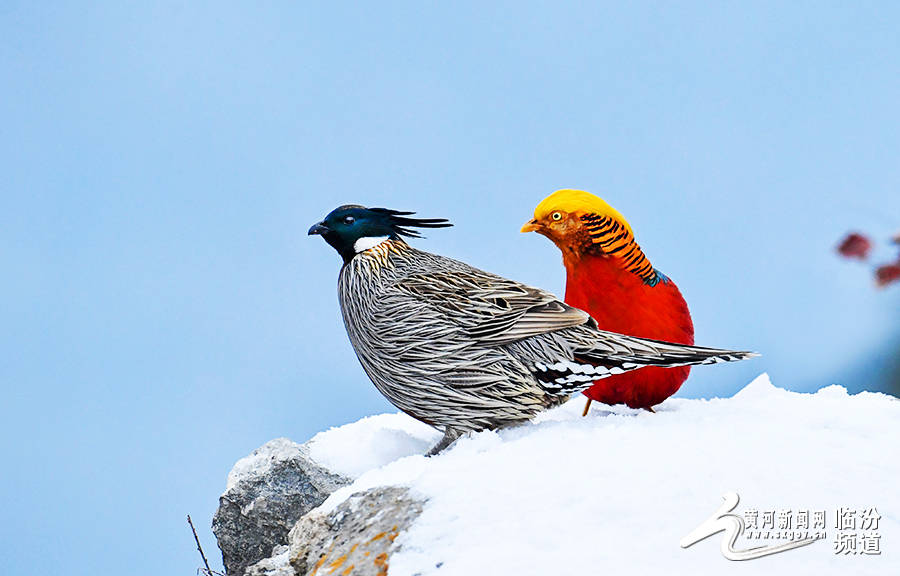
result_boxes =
[522,189,695,413]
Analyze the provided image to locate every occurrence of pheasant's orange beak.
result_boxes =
[520,218,540,233]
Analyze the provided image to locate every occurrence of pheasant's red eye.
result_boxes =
[551,212,563,221]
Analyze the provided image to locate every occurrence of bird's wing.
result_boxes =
[390,248,755,400]
[395,254,591,345]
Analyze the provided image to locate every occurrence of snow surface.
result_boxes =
[307,374,898,575]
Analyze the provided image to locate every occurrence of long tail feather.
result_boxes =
[533,332,757,394]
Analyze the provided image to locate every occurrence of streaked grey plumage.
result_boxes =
[336,237,754,454]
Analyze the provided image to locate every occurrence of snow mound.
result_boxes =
[307,413,441,478]
[309,374,899,576]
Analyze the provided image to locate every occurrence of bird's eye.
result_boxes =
[343,216,355,225]
[551,212,563,221]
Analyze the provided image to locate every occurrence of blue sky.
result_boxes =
[1,2,899,575]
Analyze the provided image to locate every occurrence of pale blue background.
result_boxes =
[2,2,898,575]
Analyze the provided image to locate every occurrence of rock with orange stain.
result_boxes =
[372,553,389,576]
[288,486,424,576]
[214,439,350,576]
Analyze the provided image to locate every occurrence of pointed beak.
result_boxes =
[520,218,540,233]
[308,222,329,236]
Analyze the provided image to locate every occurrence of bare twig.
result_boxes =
[187,514,224,576]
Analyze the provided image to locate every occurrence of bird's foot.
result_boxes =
[426,428,463,457]
[581,398,593,417]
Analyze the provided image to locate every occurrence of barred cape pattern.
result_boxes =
[580,213,664,286]
[338,238,753,453]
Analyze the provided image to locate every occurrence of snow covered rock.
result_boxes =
[218,374,899,576]
[288,486,425,576]
[305,413,440,478]
[213,438,350,575]
[244,546,292,576]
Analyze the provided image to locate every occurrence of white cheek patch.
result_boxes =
[353,236,390,253]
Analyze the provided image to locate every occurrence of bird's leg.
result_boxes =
[645,406,656,413]
[426,428,462,457]
[581,398,593,417]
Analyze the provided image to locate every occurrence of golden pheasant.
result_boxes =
[522,189,695,412]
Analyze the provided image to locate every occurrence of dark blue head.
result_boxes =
[309,205,452,263]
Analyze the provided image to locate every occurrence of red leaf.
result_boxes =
[836,232,872,260]
[875,262,900,288]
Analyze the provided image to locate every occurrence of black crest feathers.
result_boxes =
[368,207,453,238]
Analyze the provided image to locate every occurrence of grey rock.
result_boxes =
[244,546,293,576]
[213,439,350,576]
[289,486,425,576]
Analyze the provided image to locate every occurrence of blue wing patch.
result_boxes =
[644,268,670,287]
